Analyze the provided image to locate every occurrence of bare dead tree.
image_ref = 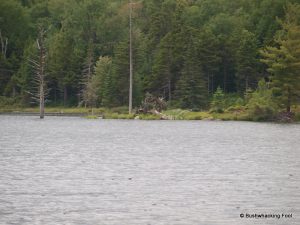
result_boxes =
[129,0,133,114]
[29,27,48,119]
[79,42,94,108]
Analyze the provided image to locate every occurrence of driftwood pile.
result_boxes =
[137,93,170,119]
[277,111,295,122]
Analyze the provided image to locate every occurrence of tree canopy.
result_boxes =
[0,0,299,112]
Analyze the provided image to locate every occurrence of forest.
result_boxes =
[0,0,300,121]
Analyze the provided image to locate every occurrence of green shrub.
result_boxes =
[246,80,278,121]
[184,111,211,120]
[295,112,300,122]
[225,94,244,108]
[210,87,225,113]
[226,105,246,112]
[185,114,202,120]
[0,96,21,107]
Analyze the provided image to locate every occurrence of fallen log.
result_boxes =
[150,110,172,120]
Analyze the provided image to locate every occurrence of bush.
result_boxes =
[295,112,300,122]
[225,94,245,108]
[246,80,278,121]
[184,111,211,120]
[0,96,21,107]
[210,87,225,113]
[210,87,247,114]
[226,105,246,112]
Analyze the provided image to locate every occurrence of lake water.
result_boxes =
[0,115,299,225]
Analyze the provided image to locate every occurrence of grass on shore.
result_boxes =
[163,109,251,121]
[0,106,161,120]
[0,105,299,122]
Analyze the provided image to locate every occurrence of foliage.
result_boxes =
[295,106,300,121]
[0,0,299,120]
[0,96,21,107]
[246,80,278,121]
[210,87,225,113]
[210,88,247,114]
[235,30,260,93]
[92,56,114,107]
[175,28,207,110]
[260,3,300,112]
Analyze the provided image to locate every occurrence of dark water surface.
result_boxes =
[0,116,299,225]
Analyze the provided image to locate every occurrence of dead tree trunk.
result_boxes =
[29,27,47,119]
[80,43,94,107]
[39,32,46,119]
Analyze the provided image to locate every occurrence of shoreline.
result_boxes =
[0,108,299,123]
[0,112,86,117]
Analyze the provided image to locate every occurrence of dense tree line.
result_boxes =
[0,0,299,112]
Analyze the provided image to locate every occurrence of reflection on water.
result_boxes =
[0,116,299,225]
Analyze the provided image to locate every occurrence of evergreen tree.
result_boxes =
[93,56,115,107]
[112,36,143,107]
[0,0,31,96]
[197,28,221,94]
[1,0,299,111]
[210,86,225,113]
[175,29,207,110]
[260,3,300,112]
[235,30,260,93]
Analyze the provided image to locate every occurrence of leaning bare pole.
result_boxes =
[129,0,133,114]
[29,27,47,119]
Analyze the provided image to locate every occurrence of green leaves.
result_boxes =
[210,87,225,113]
[260,3,300,112]
[246,80,278,121]
[1,0,299,111]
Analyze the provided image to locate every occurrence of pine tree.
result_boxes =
[210,86,225,113]
[197,28,221,95]
[260,3,300,112]
[175,29,207,110]
[150,33,173,100]
[235,30,260,93]
[112,35,143,107]
[93,56,114,107]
